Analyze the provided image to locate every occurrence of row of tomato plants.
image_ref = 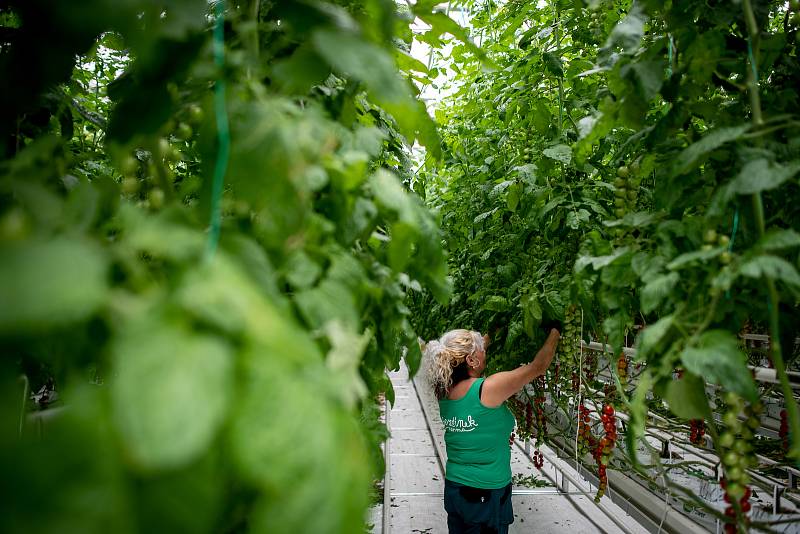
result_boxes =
[410,0,800,531]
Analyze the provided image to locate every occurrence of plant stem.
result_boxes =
[742,0,800,463]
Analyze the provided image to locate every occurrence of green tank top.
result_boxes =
[438,378,515,489]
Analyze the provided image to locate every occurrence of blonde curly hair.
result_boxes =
[422,329,485,400]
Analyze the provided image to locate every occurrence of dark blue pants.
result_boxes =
[443,479,513,534]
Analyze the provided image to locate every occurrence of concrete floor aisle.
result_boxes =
[380,361,650,534]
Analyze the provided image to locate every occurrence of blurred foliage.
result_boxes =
[0,0,468,531]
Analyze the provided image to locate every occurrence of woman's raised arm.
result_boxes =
[480,328,561,408]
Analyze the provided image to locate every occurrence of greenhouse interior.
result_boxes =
[1,1,799,533]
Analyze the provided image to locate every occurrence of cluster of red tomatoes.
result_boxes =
[616,354,628,387]
[720,479,753,534]
[689,419,706,446]
[507,396,534,441]
[593,404,617,501]
[718,393,762,532]
[532,449,544,469]
[533,377,547,439]
[577,405,594,456]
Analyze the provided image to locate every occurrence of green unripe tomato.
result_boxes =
[722,410,740,429]
[627,190,637,201]
[168,147,182,163]
[614,177,626,188]
[726,482,745,501]
[121,177,140,195]
[723,451,739,467]
[746,415,760,431]
[234,200,250,218]
[701,244,714,252]
[734,439,751,456]
[615,188,627,198]
[158,137,171,157]
[726,466,743,482]
[617,165,630,178]
[719,432,735,448]
[740,427,753,441]
[723,391,741,407]
[0,208,29,240]
[614,198,626,208]
[120,155,138,176]
[175,122,193,141]
[149,188,165,210]
[615,208,626,218]
[187,104,204,125]
[720,251,732,264]
[718,235,730,247]
[791,0,800,10]
[704,229,718,244]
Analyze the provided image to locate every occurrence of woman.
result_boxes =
[423,328,560,534]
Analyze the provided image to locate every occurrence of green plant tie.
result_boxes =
[666,34,673,78]
[725,205,740,300]
[747,37,759,83]
[205,0,230,261]
[729,205,740,252]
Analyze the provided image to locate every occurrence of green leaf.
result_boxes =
[112,319,233,470]
[600,250,636,288]
[686,31,725,84]
[672,125,748,175]
[272,45,330,94]
[680,330,758,402]
[575,246,631,272]
[542,52,564,78]
[635,315,675,364]
[627,59,664,101]
[604,211,662,228]
[626,370,653,469]
[738,255,800,287]
[641,272,679,313]
[606,5,646,54]
[231,353,370,533]
[729,159,800,195]
[413,11,495,69]
[664,372,709,420]
[483,295,511,312]
[667,246,724,270]
[757,229,800,251]
[602,311,630,350]
[388,221,417,272]
[370,169,418,225]
[284,250,322,290]
[0,237,108,333]
[522,294,542,338]
[506,182,521,212]
[313,30,403,101]
[542,144,572,165]
[120,204,205,260]
[295,279,360,330]
[323,321,370,408]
